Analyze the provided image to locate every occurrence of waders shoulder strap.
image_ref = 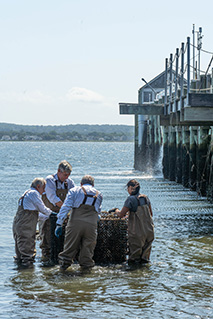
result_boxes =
[19,190,30,206]
[81,187,99,206]
[54,175,68,189]
[137,194,148,206]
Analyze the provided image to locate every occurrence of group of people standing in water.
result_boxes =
[13,160,154,270]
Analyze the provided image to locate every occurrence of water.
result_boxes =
[0,141,212,319]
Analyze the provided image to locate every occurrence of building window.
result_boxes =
[143,91,153,102]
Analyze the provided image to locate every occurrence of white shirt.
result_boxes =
[19,188,52,217]
[45,173,75,205]
[57,184,103,226]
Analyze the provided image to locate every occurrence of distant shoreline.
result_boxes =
[0,122,134,142]
[0,140,133,143]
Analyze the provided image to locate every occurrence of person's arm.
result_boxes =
[68,178,75,189]
[96,192,103,213]
[145,195,153,217]
[55,188,76,238]
[56,189,76,225]
[149,203,153,217]
[31,192,52,216]
[115,206,129,218]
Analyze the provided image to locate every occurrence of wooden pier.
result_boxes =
[119,28,213,201]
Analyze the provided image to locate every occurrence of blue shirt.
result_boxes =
[57,184,103,225]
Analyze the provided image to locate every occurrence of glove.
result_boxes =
[55,225,62,238]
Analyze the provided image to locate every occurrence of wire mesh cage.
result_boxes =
[49,212,128,265]
[93,216,128,265]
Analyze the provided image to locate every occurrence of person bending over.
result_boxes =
[55,175,103,271]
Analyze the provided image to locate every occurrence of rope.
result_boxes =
[190,87,211,92]
[190,43,213,55]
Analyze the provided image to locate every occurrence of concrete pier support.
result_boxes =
[182,127,190,187]
[135,114,162,173]
[134,115,138,170]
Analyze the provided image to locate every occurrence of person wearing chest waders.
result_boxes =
[115,179,154,267]
[13,178,55,269]
[39,160,75,266]
[55,175,103,271]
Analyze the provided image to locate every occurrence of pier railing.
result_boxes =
[119,32,213,126]
[161,36,213,123]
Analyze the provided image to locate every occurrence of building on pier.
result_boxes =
[119,25,213,201]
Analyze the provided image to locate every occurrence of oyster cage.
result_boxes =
[49,213,128,265]
[94,217,128,265]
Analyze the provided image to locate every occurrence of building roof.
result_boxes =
[139,69,187,92]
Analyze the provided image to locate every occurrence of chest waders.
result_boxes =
[13,193,38,265]
[42,179,68,213]
[39,178,68,261]
[128,195,154,264]
[59,187,99,269]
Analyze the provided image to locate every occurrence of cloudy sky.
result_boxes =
[0,0,213,125]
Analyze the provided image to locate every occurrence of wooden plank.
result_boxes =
[188,93,213,107]
[119,103,164,115]
[178,120,213,126]
[170,112,180,126]
[184,107,213,122]
[160,115,170,126]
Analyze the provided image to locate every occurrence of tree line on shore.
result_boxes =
[0,123,134,142]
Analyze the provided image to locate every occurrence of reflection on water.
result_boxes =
[0,142,212,318]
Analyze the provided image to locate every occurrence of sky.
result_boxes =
[0,0,213,126]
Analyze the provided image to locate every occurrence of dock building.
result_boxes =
[119,26,213,201]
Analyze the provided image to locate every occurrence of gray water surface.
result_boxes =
[0,142,212,319]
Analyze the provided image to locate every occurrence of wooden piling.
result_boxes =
[175,127,182,183]
[168,127,176,181]
[162,127,169,179]
[207,128,213,201]
[189,127,197,191]
[196,127,211,196]
[181,127,190,187]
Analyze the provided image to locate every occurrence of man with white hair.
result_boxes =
[55,175,103,271]
[39,160,75,265]
[13,178,54,268]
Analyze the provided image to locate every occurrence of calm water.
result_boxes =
[0,142,212,319]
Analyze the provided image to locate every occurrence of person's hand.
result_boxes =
[55,225,62,237]
[108,208,119,213]
[50,212,57,217]
[55,201,63,208]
